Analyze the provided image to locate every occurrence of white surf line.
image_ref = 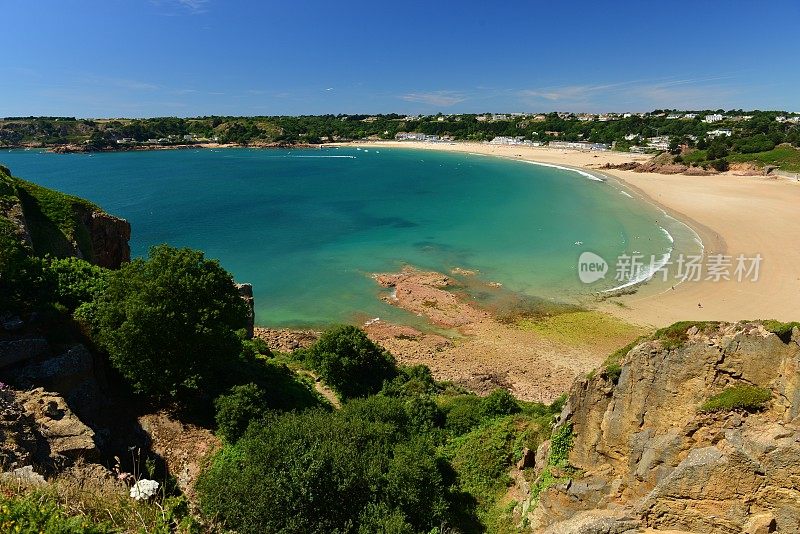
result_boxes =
[286,155,356,158]
[518,159,605,182]
[588,167,706,295]
[601,226,675,293]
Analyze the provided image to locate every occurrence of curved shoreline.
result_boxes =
[352,141,703,299]
[341,140,800,326]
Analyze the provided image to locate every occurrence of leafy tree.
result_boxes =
[89,244,247,402]
[304,325,397,399]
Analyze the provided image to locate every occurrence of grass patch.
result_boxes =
[761,320,800,343]
[680,149,708,165]
[727,144,800,172]
[653,321,718,350]
[699,385,772,413]
[0,472,198,533]
[13,178,99,259]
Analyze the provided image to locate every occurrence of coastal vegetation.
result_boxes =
[3,109,800,171]
[2,169,568,532]
[4,168,800,532]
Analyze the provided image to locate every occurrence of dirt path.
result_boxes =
[296,369,341,409]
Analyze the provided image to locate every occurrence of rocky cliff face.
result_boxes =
[528,322,800,533]
[78,208,131,268]
[1,166,131,269]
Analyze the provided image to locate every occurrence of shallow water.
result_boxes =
[1,146,697,327]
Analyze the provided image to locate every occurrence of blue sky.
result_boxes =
[2,0,799,117]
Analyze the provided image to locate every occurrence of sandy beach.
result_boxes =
[351,140,800,328]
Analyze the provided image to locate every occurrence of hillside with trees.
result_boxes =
[2,110,800,171]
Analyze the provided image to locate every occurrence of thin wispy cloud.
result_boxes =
[80,75,160,92]
[518,75,740,110]
[399,91,466,107]
[150,0,210,15]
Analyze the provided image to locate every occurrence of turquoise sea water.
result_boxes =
[0,147,699,327]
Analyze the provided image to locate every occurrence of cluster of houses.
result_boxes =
[394,132,450,142]
[115,133,217,145]
[488,136,542,146]
[548,141,610,151]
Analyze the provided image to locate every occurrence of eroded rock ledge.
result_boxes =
[527,321,800,533]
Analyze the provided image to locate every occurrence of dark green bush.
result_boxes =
[480,389,521,417]
[304,325,397,400]
[382,364,440,397]
[239,336,272,360]
[198,401,452,534]
[89,245,247,402]
[356,502,414,534]
[708,158,729,172]
[0,231,51,310]
[214,383,268,443]
[699,385,772,413]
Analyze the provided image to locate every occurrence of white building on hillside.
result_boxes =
[395,132,425,141]
[703,114,724,123]
[707,129,732,139]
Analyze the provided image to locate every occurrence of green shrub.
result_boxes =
[43,256,108,310]
[198,403,452,534]
[653,321,718,350]
[0,240,51,309]
[549,423,573,467]
[214,383,268,443]
[239,336,272,360]
[403,395,444,433]
[304,325,397,400]
[441,395,484,435]
[382,364,440,397]
[90,245,247,403]
[480,389,521,417]
[357,502,414,534]
[602,363,622,384]
[445,417,516,510]
[708,158,729,172]
[699,385,772,413]
[444,411,553,527]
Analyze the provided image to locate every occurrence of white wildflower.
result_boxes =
[130,479,160,501]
